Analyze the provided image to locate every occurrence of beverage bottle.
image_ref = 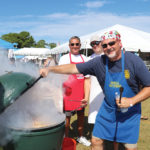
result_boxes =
[115,92,128,113]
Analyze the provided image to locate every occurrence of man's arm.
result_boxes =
[131,86,150,105]
[40,64,79,77]
[84,77,91,100]
[81,77,91,107]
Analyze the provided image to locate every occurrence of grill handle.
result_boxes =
[20,75,43,96]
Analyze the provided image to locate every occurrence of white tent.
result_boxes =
[50,43,69,54]
[50,24,150,54]
[13,48,52,56]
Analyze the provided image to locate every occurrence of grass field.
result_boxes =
[0,98,150,150]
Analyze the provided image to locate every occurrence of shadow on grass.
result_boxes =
[69,116,125,150]
[69,116,92,140]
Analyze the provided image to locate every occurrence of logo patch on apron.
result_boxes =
[109,81,121,88]
[124,70,130,79]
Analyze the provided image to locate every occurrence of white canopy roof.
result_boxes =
[13,24,150,56]
[50,24,150,54]
[14,48,52,56]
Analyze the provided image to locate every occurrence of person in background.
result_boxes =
[40,30,150,150]
[88,35,104,126]
[9,57,16,66]
[43,57,56,67]
[58,36,91,147]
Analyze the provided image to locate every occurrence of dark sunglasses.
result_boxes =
[90,41,100,47]
[70,43,80,46]
[102,41,116,48]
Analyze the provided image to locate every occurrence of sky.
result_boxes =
[0,0,150,44]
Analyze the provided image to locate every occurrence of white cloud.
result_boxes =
[31,12,150,43]
[137,0,149,2]
[0,12,150,43]
[41,13,70,19]
[84,1,106,8]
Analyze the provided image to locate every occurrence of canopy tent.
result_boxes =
[50,24,150,54]
[20,55,48,62]
[13,48,52,56]
[0,39,14,49]
[50,43,69,54]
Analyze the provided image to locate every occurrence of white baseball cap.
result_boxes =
[90,35,100,43]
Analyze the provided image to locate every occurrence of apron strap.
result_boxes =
[69,52,84,64]
[121,50,124,73]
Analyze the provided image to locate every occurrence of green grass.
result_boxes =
[0,98,150,150]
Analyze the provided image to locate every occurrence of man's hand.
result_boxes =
[81,99,88,107]
[116,97,133,108]
[40,68,49,77]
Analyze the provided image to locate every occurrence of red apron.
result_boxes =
[63,53,85,111]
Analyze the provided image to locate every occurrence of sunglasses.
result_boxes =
[90,41,100,47]
[70,43,80,46]
[102,41,116,48]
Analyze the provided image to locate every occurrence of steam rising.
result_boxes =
[0,51,66,146]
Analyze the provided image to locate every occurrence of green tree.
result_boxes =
[49,43,57,49]
[19,31,35,48]
[35,40,47,48]
[1,33,19,45]
[1,31,35,48]
[1,31,57,49]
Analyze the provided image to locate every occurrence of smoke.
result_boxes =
[0,51,66,146]
[0,51,39,77]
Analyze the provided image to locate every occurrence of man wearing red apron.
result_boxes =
[63,52,85,111]
[58,36,91,147]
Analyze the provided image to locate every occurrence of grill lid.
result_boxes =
[0,72,36,113]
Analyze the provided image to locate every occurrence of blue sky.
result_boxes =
[0,0,150,44]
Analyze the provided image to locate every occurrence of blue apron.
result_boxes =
[93,51,141,144]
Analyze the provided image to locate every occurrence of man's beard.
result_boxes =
[107,50,117,59]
